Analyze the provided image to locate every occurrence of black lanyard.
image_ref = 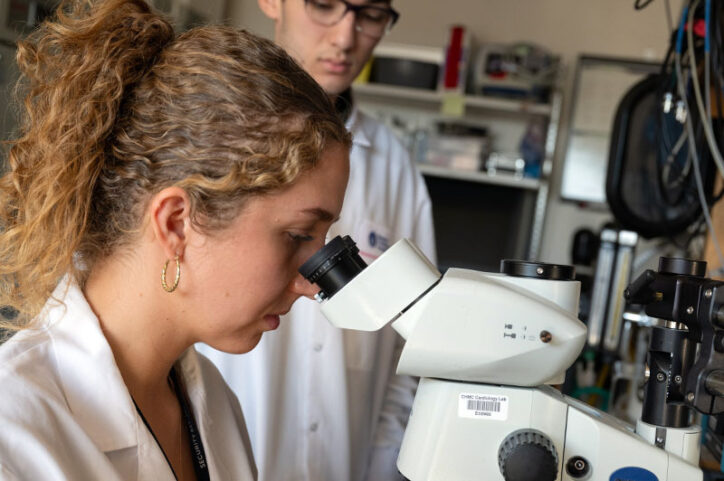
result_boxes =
[170,365,210,481]
[134,367,211,481]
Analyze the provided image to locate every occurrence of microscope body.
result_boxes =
[302,238,705,481]
[398,380,700,481]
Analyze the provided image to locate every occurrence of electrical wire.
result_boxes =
[705,0,711,124]
[620,0,722,263]
[651,2,712,255]
[664,0,674,33]
[661,132,691,192]
[687,1,724,179]
[635,0,656,10]
[657,46,677,155]
[633,0,673,31]
[675,1,724,274]
[655,7,692,201]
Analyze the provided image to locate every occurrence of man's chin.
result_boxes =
[318,77,354,98]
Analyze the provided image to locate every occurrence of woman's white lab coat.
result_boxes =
[0,278,257,480]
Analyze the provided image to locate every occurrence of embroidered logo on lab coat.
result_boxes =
[356,219,391,262]
[368,231,390,252]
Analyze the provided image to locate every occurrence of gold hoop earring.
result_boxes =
[161,255,181,293]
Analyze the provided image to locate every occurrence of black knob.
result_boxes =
[657,257,706,277]
[498,429,558,481]
[565,456,590,478]
[500,260,575,281]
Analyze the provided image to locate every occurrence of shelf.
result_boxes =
[352,77,564,262]
[569,128,610,138]
[354,83,440,103]
[353,83,553,116]
[417,163,542,190]
[464,94,552,116]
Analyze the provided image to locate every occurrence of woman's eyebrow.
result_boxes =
[300,207,338,223]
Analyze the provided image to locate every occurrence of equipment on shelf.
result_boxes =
[470,42,559,103]
[363,43,444,92]
[417,121,490,173]
[442,25,470,93]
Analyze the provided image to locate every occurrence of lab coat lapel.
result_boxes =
[49,278,177,480]
[45,278,138,452]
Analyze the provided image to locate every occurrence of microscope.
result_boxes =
[299,235,724,481]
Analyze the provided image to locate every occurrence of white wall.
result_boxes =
[185,0,227,23]
[225,0,681,264]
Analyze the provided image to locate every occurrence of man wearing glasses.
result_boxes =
[199,1,436,480]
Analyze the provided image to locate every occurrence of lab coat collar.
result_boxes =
[42,276,139,453]
[346,106,372,149]
[176,346,210,433]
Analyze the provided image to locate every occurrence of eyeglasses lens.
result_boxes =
[304,0,395,37]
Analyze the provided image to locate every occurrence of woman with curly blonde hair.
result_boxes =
[0,0,350,479]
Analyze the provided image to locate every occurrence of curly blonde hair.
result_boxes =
[0,0,351,329]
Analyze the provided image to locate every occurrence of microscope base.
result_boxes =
[397,378,702,481]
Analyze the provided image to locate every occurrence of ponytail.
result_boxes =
[0,0,350,329]
[0,0,174,326]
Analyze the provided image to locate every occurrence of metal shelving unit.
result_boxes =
[353,82,563,266]
[353,83,553,116]
[417,163,542,191]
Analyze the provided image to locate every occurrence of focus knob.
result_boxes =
[498,429,558,481]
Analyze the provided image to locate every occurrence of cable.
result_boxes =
[674,2,724,275]
[687,1,724,180]
[686,0,724,273]
[661,132,691,194]
[664,0,674,33]
[657,4,693,204]
[635,0,656,10]
[705,0,711,125]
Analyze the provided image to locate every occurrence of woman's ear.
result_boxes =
[149,187,192,260]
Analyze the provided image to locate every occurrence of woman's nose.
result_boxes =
[290,272,320,300]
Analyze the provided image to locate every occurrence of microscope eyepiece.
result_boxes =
[299,235,367,301]
[500,260,575,281]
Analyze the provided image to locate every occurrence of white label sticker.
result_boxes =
[458,393,509,421]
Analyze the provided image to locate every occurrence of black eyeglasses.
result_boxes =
[303,0,400,38]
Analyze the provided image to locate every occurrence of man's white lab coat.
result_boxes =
[199,106,436,481]
[0,278,257,480]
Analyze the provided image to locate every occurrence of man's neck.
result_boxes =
[333,88,353,123]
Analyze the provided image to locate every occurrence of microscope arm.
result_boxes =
[626,262,724,415]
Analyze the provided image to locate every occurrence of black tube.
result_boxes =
[298,235,367,300]
[641,326,694,427]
